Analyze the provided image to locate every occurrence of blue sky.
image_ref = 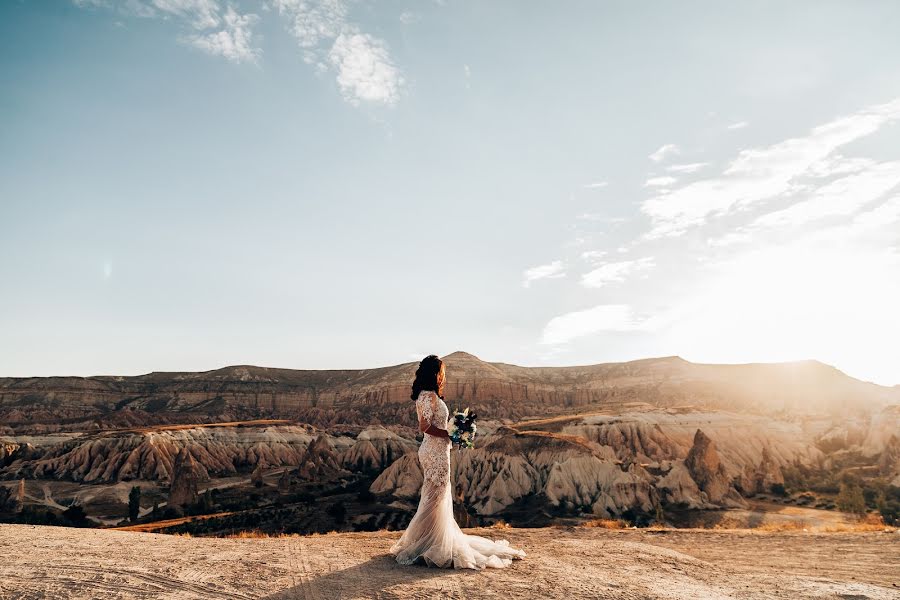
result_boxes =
[2,1,899,385]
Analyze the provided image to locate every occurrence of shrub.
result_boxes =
[326,501,346,524]
[836,483,867,516]
[128,486,141,523]
[770,483,787,497]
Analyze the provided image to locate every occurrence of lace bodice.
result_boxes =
[416,390,450,487]
[416,390,449,429]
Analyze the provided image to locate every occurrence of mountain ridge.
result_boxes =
[1,353,896,435]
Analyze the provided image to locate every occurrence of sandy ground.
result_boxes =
[1,524,898,599]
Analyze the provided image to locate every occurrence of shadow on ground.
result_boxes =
[260,553,480,600]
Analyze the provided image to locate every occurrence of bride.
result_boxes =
[390,354,526,569]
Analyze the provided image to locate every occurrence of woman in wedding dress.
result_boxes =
[390,354,526,569]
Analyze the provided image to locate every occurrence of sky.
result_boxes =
[1,1,899,385]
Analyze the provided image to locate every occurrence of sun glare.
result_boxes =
[664,241,900,384]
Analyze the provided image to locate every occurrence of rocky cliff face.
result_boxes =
[371,415,809,518]
[3,353,896,435]
[0,424,328,483]
[683,430,746,508]
[739,447,785,496]
[297,435,344,480]
[168,448,204,507]
[339,427,417,472]
[371,426,727,518]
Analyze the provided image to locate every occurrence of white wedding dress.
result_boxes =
[390,390,526,569]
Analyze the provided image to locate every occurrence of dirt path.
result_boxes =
[0,524,897,599]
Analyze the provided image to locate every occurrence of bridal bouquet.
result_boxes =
[449,407,477,449]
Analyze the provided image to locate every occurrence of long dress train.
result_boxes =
[390,390,526,569]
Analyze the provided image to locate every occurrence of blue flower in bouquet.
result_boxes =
[449,407,477,449]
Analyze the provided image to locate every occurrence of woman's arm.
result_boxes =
[417,393,450,439]
[421,419,450,438]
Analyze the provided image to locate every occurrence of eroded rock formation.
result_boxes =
[684,430,746,508]
[297,435,344,480]
[168,448,204,507]
[340,427,417,472]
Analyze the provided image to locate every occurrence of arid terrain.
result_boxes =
[1,524,898,599]
[2,353,899,536]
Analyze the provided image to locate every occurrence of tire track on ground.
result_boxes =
[8,564,255,600]
[286,536,323,600]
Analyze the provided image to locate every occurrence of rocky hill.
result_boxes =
[2,352,896,435]
[2,353,898,532]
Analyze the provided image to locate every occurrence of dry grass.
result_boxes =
[754,520,809,532]
[712,517,747,530]
[225,530,298,539]
[489,520,512,529]
[582,519,628,529]
[822,515,896,533]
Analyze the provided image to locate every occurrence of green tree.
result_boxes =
[836,482,866,516]
[326,501,346,524]
[62,504,88,526]
[128,486,141,523]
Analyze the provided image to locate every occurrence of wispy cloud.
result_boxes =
[275,0,403,106]
[522,260,565,288]
[189,7,260,63]
[727,121,749,130]
[74,0,259,60]
[540,304,647,345]
[753,160,900,228]
[644,176,677,188]
[581,257,655,288]
[649,144,679,163]
[667,162,708,174]
[75,0,404,106]
[580,250,608,262]
[582,181,608,189]
[641,97,900,238]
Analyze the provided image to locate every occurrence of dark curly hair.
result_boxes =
[410,354,445,400]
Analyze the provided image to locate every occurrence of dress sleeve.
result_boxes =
[416,392,436,427]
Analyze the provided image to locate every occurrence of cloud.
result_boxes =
[580,250,608,262]
[667,162,708,174]
[74,0,263,60]
[581,257,655,288]
[329,29,403,105]
[848,195,900,231]
[274,0,403,106]
[540,304,647,345]
[644,176,677,188]
[189,7,260,63]
[641,97,900,237]
[399,11,417,25]
[649,144,679,163]
[522,261,565,288]
[752,161,900,228]
[274,0,347,48]
[727,121,749,130]
[582,181,608,189]
[75,0,402,105]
